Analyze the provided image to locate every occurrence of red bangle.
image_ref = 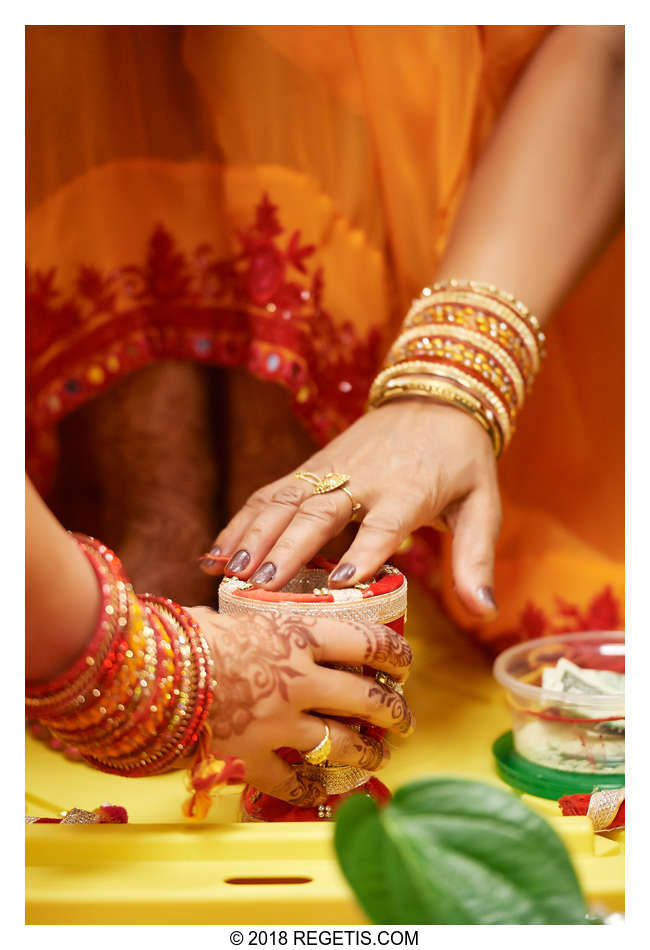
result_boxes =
[26,537,216,790]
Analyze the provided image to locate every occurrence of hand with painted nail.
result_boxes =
[201,397,501,618]
[191,609,414,806]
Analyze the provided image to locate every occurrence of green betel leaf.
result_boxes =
[334,777,589,925]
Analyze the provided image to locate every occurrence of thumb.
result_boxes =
[449,488,501,618]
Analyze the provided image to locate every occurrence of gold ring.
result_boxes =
[303,720,332,765]
[339,486,363,520]
[294,472,362,520]
[375,670,404,695]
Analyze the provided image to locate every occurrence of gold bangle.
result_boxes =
[369,358,512,421]
[387,323,527,405]
[368,374,502,456]
[451,287,546,362]
[420,364,514,444]
[417,279,545,348]
[373,384,501,457]
[368,359,445,397]
[388,339,518,411]
[370,360,512,446]
[407,289,544,368]
[377,378,492,438]
[402,303,538,383]
[366,278,543,457]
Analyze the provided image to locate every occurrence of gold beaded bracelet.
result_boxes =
[405,292,543,373]
[418,279,546,354]
[401,302,539,382]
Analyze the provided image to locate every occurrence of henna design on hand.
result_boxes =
[368,684,414,735]
[208,614,319,742]
[354,736,386,771]
[349,621,413,670]
[289,770,328,807]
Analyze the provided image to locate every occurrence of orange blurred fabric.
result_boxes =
[25,25,624,650]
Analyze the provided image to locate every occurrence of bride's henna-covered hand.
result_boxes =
[201,397,501,618]
[191,608,415,806]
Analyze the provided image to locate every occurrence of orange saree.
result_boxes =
[26,25,624,651]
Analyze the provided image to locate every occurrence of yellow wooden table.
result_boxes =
[26,582,624,923]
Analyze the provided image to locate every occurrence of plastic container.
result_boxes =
[492,731,625,801]
[493,632,625,777]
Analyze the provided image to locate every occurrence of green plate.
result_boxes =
[492,731,625,800]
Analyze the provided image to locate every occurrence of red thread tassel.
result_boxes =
[183,725,247,821]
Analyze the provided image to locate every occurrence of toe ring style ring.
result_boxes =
[303,720,332,766]
[294,471,362,520]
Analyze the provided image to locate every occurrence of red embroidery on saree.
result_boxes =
[554,585,622,634]
[26,193,382,485]
[391,527,622,651]
[486,585,623,654]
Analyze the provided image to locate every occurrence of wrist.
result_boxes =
[373,394,496,449]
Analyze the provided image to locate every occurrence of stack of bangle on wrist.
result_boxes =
[25,535,237,820]
[26,536,215,776]
[367,279,546,455]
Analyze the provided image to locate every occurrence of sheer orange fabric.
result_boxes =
[26,25,624,650]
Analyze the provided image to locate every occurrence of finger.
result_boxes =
[450,487,502,618]
[328,501,418,588]
[290,715,390,772]
[301,667,415,737]
[309,617,412,683]
[246,490,353,588]
[198,480,286,575]
[219,479,316,582]
[197,551,229,575]
[245,751,328,807]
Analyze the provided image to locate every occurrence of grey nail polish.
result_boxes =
[209,545,221,556]
[226,549,251,573]
[329,562,356,584]
[477,586,497,610]
[251,562,276,584]
[200,556,217,568]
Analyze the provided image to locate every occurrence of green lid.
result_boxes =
[492,731,625,800]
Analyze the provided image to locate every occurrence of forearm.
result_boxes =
[26,477,100,682]
[435,25,624,322]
